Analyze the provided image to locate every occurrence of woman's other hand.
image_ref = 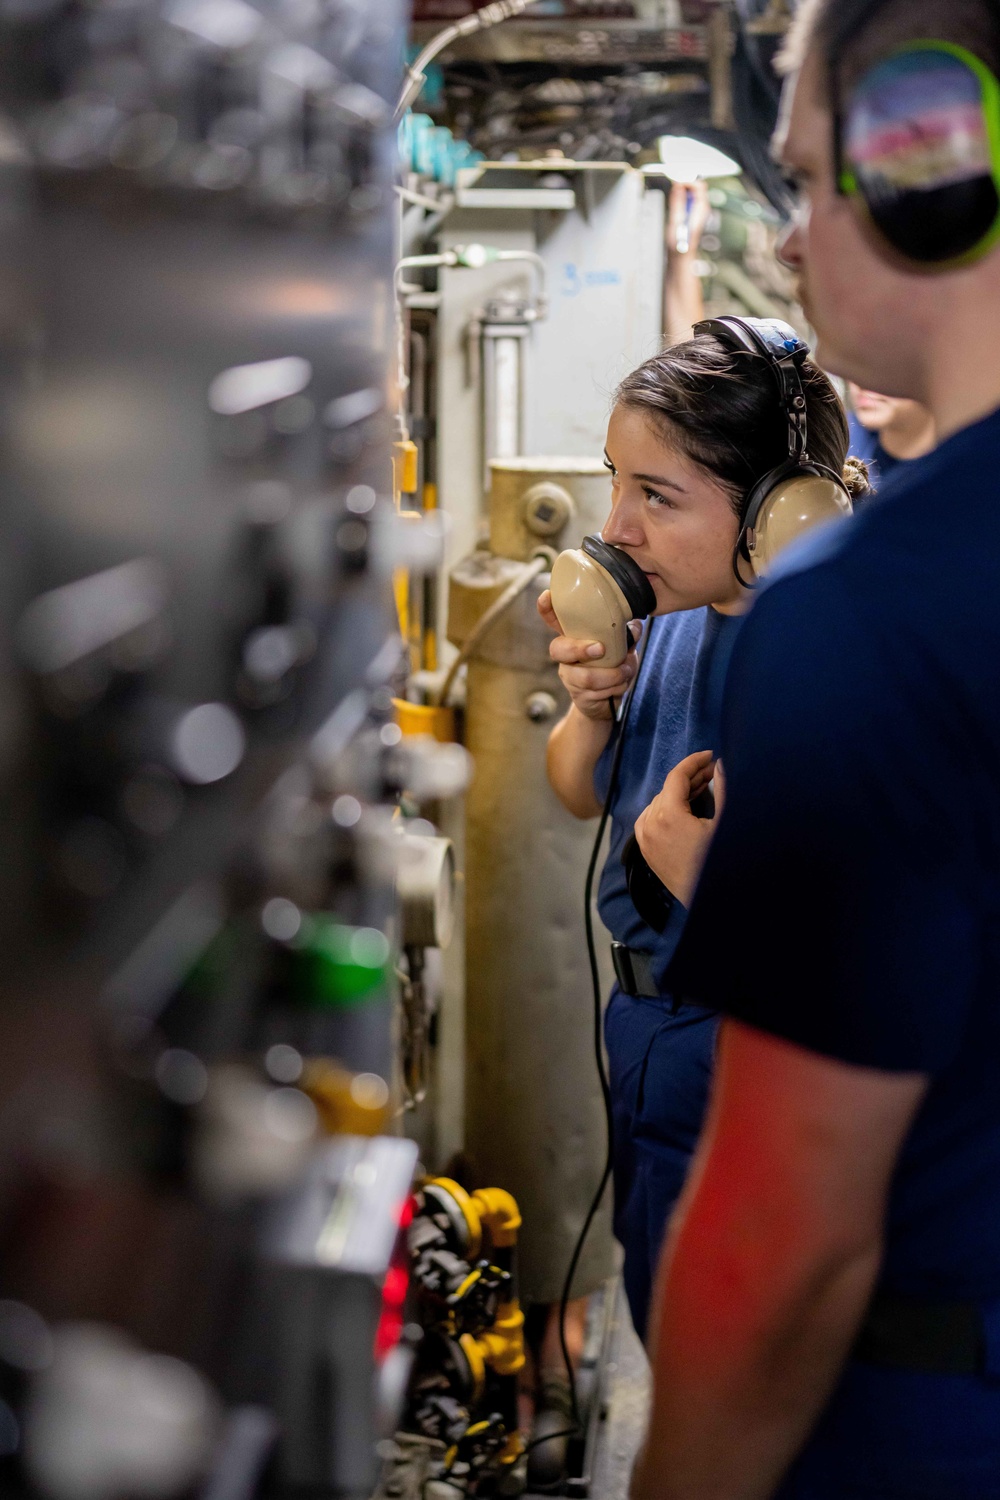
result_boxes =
[537,589,641,723]
[634,751,726,908]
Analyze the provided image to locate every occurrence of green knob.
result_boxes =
[292,915,392,1009]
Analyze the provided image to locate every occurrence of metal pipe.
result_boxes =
[394,246,546,427]
[395,0,546,120]
[495,249,548,317]
[395,184,454,213]
[395,253,459,406]
[410,329,428,429]
[491,334,521,457]
[397,251,460,276]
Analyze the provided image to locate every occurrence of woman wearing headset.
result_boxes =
[539,329,867,1348]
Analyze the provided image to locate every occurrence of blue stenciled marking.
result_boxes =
[560,263,622,295]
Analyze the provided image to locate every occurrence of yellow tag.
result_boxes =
[393,439,419,499]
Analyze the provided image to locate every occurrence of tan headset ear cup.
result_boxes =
[549,549,635,669]
[747,473,853,578]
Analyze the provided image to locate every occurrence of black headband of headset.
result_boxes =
[694,315,811,463]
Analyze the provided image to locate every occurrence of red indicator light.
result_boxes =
[374,1199,413,1361]
[374,1265,409,1361]
[383,1263,409,1308]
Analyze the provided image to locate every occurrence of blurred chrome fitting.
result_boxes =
[25,1324,220,1500]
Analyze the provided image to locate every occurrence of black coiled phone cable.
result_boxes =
[557,627,649,1426]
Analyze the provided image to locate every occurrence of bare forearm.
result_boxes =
[664,254,705,345]
[632,1229,880,1500]
[546,706,611,819]
[632,1023,926,1500]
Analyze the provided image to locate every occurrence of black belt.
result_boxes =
[611,942,660,998]
[854,1294,985,1376]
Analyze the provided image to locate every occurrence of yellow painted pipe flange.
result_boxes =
[477,1299,526,1377]
[458,1333,487,1405]
[424,1176,484,1260]
[471,1187,522,1248]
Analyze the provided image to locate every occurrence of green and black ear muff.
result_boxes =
[836,39,1000,267]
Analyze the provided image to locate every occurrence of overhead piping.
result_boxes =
[395,0,545,121]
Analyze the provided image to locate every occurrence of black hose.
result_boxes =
[557,632,648,1428]
[522,1426,580,1457]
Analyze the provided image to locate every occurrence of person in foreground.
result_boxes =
[630,1,1000,1497]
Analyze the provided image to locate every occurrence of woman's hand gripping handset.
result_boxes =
[538,588,640,722]
[538,588,642,820]
[634,751,726,909]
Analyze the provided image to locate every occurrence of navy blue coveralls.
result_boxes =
[669,409,1000,1497]
[594,606,742,1343]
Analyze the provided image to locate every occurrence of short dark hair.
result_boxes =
[614,335,867,514]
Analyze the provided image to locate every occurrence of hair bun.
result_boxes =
[842,455,872,500]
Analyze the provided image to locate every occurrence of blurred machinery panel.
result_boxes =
[0,0,451,1496]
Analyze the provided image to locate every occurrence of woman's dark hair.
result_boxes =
[615,334,869,513]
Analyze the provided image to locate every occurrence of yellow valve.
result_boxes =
[300,1059,391,1137]
[426,1176,484,1259]
[444,1418,509,1476]
[391,438,419,644]
[498,1432,525,1466]
[459,1333,487,1404]
[477,1299,526,1377]
[417,1177,526,1478]
[394,570,409,642]
[446,1420,523,1475]
[421,1177,523,1263]
[421,482,439,671]
[393,698,456,744]
[459,1305,525,1390]
[471,1187,522,1248]
[451,1267,484,1305]
[393,439,419,499]
[420,1179,524,1375]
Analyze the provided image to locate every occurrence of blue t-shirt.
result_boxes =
[669,406,1000,1300]
[848,410,902,492]
[595,607,743,986]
